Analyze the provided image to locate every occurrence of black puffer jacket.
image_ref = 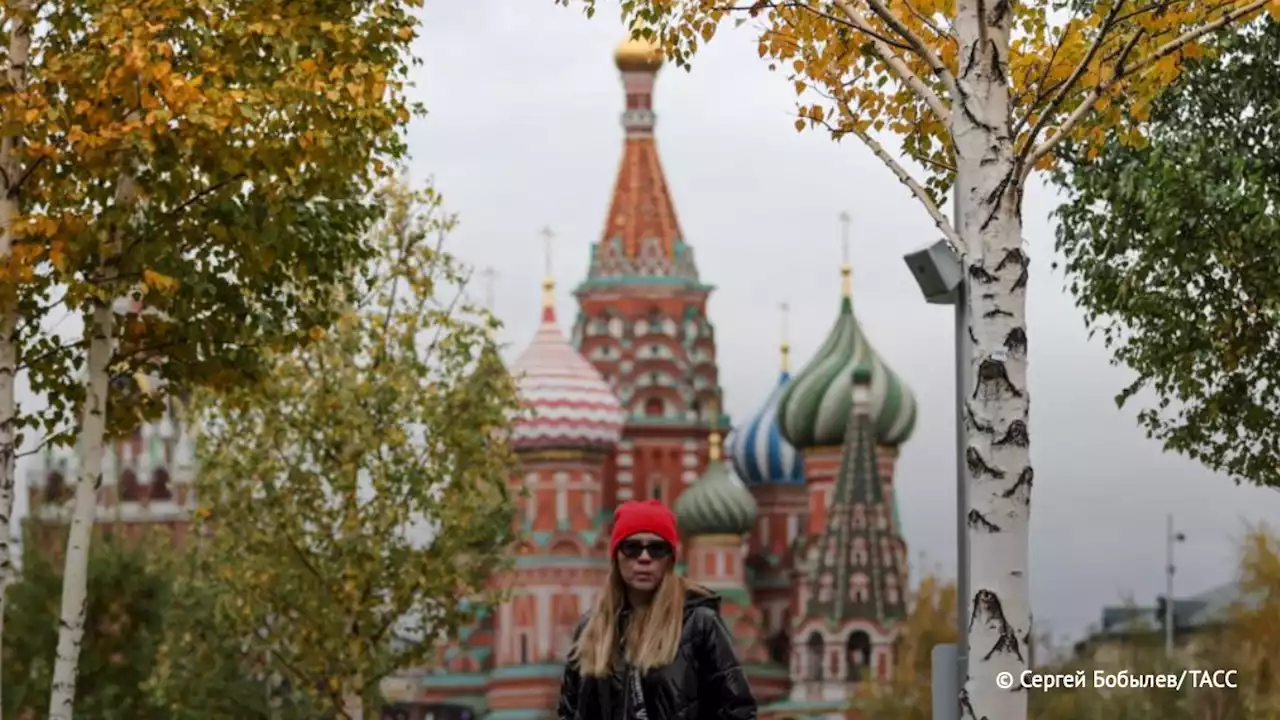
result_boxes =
[557,587,757,720]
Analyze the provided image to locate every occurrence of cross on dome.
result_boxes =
[780,302,791,372]
[839,211,853,298]
[540,226,556,319]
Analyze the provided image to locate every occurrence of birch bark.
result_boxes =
[0,0,34,709]
[48,172,137,720]
[952,1,1033,719]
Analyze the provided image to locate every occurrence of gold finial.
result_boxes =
[614,24,664,72]
[780,302,791,373]
[707,398,722,461]
[839,211,852,298]
[540,226,555,310]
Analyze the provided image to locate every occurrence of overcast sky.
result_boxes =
[412,1,1280,643]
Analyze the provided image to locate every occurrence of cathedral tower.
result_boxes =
[572,30,725,514]
[790,367,908,703]
[726,304,808,665]
[775,214,916,545]
[485,237,625,720]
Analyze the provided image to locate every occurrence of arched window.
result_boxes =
[846,631,872,682]
[767,630,791,666]
[120,469,141,501]
[644,398,664,417]
[818,575,833,602]
[805,632,824,681]
[151,468,172,500]
[44,472,66,502]
[850,574,870,603]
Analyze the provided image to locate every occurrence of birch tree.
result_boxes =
[0,0,43,704]
[26,0,423,715]
[1052,18,1280,488]
[172,180,520,720]
[557,1,1277,717]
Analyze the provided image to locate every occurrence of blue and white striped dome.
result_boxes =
[726,371,805,486]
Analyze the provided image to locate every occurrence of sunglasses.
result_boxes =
[617,539,673,560]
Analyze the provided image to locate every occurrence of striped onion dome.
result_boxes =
[675,434,758,537]
[726,370,805,486]
[777,295,917,448]
[510,279,625,451]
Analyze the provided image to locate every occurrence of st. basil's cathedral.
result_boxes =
[382,30,920,720]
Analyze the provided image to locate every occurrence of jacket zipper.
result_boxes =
[621,669,631,720]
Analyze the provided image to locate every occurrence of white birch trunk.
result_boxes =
[0,0,34,710]
[953,0,1033,718]
[47,291,115,720]
[48,171,136,720]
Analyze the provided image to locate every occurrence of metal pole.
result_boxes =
[931,644,960,720]
[954,194,970,684]
[1165,513,1175,657]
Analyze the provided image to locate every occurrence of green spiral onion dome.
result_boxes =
[776,296,917,448]
[675,435,759,538]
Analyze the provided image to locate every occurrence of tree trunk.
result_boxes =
[48,171,136,720]
[0,0,34,710]
[47,290,115,720]
[953,0,1033,718]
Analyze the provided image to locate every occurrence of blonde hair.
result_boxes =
[572,562,701,676]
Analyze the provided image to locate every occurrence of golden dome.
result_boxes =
[614,33,664,72]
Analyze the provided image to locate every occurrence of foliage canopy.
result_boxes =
[168,179,522,717]
[1052,18,1280,488]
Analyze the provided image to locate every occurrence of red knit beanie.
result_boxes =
[610,499,678,556]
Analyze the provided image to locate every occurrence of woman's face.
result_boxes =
[615,531,674,593]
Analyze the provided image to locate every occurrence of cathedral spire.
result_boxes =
[807,366,907,626]
[540,226,555,322]
[580,29,698,287]
[839,211,853,298]
[614,27,663,136]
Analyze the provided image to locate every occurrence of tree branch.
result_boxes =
[834,0,961,102]
[826,2,954,125]
[1018,0,1127,160]
[7,155,43,199]
[823,105,962,252]
[1026,0,1269,168]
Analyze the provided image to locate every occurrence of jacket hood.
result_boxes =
[684,583,721,613]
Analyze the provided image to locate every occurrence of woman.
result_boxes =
[558,499,757,720]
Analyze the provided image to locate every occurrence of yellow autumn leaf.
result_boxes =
[308,325,326,341]
[142,268,179,293]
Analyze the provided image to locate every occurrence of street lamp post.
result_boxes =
[1165,514,1186,657]
[903,238,968,719]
